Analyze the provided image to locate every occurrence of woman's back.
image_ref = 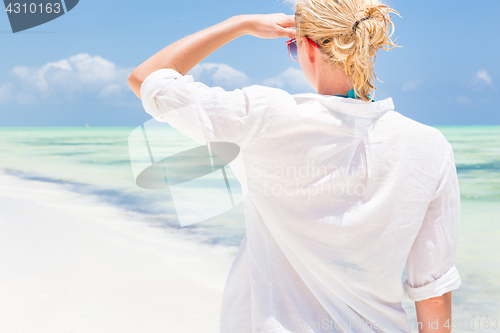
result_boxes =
[216,89,461,333]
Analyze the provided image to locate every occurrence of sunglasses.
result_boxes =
[286,37,320,62]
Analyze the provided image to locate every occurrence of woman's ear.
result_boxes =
[301,36,315,64]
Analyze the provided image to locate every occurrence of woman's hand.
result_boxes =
[242,13,296,39]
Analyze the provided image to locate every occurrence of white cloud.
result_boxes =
[470,69,495,92]
[188,63,314,93]
[99,83,123,99]
[263,67,313,93]
[6,53,133,103]
[189,63,250,90]
[188,64,314,94]
[402,79,422,92]
[1,57,316,105]
[473,69,493,86]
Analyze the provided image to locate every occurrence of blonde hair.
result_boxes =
[288,0,400,102]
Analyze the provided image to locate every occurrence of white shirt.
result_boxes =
[140,68,461,333]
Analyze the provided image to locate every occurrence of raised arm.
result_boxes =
[415,291,452,332]
[127,14,296,99]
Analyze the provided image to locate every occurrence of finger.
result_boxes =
[279,15,296,28]
[280,27,296,39]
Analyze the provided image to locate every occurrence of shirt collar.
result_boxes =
[291,93,395,119]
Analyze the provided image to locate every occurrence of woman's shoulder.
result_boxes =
[239,85,299,114]
[381,110,447,137]
[376,110,452,153]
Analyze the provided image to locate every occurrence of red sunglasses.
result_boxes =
[286,37,320,62]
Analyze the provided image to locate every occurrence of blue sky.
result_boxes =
[0,0,498,127]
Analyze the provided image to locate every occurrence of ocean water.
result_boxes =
[0,126,248,247]
[0,125,499,331]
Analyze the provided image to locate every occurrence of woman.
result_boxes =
[128,0,461,332]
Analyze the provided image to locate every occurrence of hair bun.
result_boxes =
[293,0,401,102]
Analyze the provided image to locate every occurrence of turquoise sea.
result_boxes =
[0,126,499,332]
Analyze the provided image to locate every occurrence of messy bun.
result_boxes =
[289,0,400,102]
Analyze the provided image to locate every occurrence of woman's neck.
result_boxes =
[315,62,353,96]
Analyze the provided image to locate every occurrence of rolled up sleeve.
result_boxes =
[403,141,462,301]
[139,68,279,148]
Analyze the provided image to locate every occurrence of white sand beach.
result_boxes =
[0,170,238,333]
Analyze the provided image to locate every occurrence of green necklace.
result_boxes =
[335,89,375,102]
